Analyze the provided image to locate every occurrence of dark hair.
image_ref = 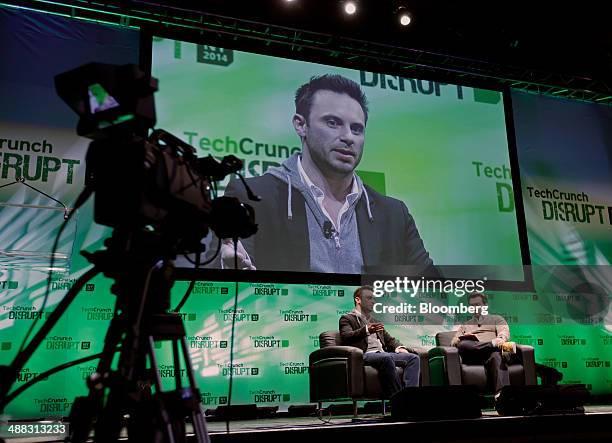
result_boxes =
[468,292,488,304]
[295,74,369,124]
[353,285,374,305]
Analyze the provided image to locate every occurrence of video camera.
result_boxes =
[54,62,257,254]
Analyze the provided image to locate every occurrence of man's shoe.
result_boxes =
[500,341,516,353]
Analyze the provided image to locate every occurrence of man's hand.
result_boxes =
[453,334,478,347]
[367,323,384,333]
[221,239,256,270]
[491,337,504,348]
[396,347,409,354]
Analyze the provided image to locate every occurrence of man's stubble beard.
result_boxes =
[306,142,363,181]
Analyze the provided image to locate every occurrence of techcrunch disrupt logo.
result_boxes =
[512,293,537,301]
[252,284,288,296]
[360,72,502,104]
[219,308,259,322]
[584,358,611,368]
[280,309,317,322]
[3,305,44,320]
[472,161,514,213]
[559,335,587,346]
[200,392,227,406]
[46,336,88,350]
[183,132,300,159]
[187,336,228,349]
[576,315,603,325]
[182,132,300,178]
[79,365,97,380]
[52,278,76,291]
[158,364,187,378]
[418,335,436,347]
[373,277,485,297]
[514,335,544,347]
[526,186,612,225]
[34,397,73,414]
[217,363,259,376]
[541,358,567,369]
[496,312,519,324]
[535,313,563,324]
[250,336,289,348]
[556,294,581,302]
[309,284,345,297]
[17,368,47,383]
[250,390,290,403]
[193,282,229,295]
[169,312,197,322]
[0,137,80,184]
[81,307,114,321]
[389,313,422,323]
[280,361,308,375]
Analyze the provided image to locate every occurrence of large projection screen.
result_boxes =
[150,36,528,285]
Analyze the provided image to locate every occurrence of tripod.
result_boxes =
[66,229,209,443]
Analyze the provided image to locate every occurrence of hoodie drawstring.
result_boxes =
[287,174,293,220]
[362,186,374,222]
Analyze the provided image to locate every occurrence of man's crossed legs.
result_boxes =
[363,352,420,397]
[457,340,510,393]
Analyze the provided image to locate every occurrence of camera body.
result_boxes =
[55,62,257,254]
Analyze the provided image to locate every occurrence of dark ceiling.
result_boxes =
[171,0,612,83]
[5,0,612,97]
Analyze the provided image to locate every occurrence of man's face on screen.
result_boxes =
[298,90,366,177]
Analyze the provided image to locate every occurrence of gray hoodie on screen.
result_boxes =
[223,153,432,273]
[265,153,373,274]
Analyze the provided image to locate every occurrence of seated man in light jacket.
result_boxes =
[451,292,516,397]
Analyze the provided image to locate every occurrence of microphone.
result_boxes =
[323,221,333,239]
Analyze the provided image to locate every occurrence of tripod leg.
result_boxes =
[65,396,97,443]
[143,336,177,443]
[93,389,125,442]
[180,337,210,443]
[66,317,125,443]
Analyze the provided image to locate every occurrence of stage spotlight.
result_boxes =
[397,6,411,26]
[344,1,357,15]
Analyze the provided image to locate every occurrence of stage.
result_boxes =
[206,405,612,442]
[3,405,612,443]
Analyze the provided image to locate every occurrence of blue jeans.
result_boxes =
[363,351,420,398]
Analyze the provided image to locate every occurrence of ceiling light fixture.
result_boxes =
[344,1,357,15]
[397,6,411,26]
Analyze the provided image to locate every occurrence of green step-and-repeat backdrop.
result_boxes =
[2,279,612,418]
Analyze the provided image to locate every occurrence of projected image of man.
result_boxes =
[222,74,432,273]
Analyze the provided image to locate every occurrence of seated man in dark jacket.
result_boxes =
[339,285,420,397]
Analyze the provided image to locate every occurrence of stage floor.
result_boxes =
[3,406,612,442]
[207,404,612,433]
